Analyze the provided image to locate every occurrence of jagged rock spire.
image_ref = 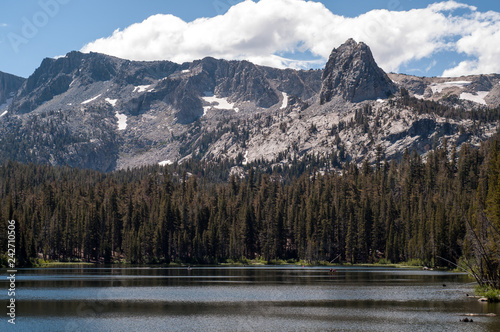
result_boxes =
[320,38,397,104]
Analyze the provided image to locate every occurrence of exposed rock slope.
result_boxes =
[320,39,397,104]
[0,71,24,110]
[0,39,498,172]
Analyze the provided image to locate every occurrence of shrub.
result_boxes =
[377,258,392,265]
[475,285,500,302]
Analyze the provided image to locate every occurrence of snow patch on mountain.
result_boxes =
[115,111,127,130]
[105,98,118,107]
[242,151,249,165]
[460,91,489,105]
[133,85,153,93]
[81,94,102,104]
[158,160,173,166]
[430,81,471,94]
[280,92,288,109]
[202,93,239,115]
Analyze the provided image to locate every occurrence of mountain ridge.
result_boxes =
[0,39,499,172]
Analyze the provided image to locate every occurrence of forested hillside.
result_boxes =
[1,133,499,287]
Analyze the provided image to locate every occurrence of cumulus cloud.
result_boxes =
[426,0,475,12]
[443,10,500,76]
[81,0,500,77]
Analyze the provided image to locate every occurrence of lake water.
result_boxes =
[1,265,499,331]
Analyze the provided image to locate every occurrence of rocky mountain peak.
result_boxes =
[320,39,397,104]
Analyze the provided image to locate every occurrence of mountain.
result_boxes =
[389,72,500,106]
[0,71,24,112]
[320,38,397,103]
[0,39,499,173]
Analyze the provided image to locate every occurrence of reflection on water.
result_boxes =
[1,265,499,331]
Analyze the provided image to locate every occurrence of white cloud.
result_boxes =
[443,13,500,76]
[0,23,8,27]
[426,1,475,12]
[426,60,438,73]
[81,0,500,77]
[82,0,337,67]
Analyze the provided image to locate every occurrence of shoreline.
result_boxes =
[2,259,456,271]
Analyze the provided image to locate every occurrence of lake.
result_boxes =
[1,265,499,331]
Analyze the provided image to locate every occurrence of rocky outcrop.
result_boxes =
[320,39,397,104]
[10,52,125,114]
[260,67,322,100]
[199,57,280,108]
[0,71,24,105]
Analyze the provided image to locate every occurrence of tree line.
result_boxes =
[0,133,499,288]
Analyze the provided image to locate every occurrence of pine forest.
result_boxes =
[1,131,499,289]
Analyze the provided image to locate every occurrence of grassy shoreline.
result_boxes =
[0,256,460,271]
[8,258,442,270]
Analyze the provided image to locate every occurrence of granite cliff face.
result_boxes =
[0,71,24,108]
[0,39,498,172]
[320,39,397,104]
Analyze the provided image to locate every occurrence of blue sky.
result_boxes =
[1,0,500,78]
